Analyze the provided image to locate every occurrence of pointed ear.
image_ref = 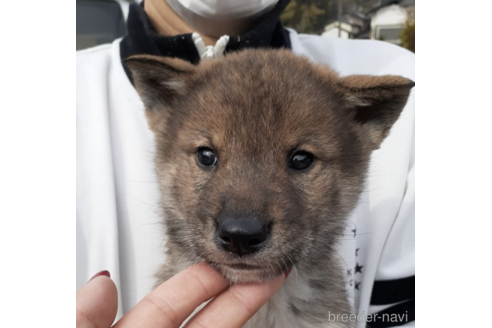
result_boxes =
[337,75,415,149]
[124,54,196,108]
[124,54,197,132]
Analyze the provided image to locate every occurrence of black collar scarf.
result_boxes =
[120,0,292,84]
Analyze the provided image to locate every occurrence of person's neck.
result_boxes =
[144,0,266,47]
[144,0,217,46]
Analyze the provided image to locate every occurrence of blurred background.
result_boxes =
[76,0,414,52]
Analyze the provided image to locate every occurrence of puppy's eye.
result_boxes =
[289,151,314,171]
[196,147,217,168]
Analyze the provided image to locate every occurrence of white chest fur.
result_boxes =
[243,274,351,328]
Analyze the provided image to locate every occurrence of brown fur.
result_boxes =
[125,49,414,327]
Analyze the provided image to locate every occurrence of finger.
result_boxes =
[113,262,229,328]
[77,272,118,328]
[185,273,285,328]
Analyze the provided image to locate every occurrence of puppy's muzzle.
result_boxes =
[217,218,269,257]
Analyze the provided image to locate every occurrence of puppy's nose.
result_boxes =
[218,218,269,256]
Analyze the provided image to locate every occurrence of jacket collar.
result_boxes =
[120,0,292,83]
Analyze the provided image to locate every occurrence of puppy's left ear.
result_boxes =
[337,75,415,149]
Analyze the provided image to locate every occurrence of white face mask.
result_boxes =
[166,0,279,38]
[167,0,279,19]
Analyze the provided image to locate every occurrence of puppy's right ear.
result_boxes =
[125,55,196,108]
[124,55,196,131]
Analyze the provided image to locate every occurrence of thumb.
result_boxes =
[77,271,118,328]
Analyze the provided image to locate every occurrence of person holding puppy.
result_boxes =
[77,263,287,328]
[77,0,415,326]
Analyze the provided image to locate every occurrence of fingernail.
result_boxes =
[285,267,292,279]
[89,270,110,282]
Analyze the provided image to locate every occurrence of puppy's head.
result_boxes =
[126,49,414,283]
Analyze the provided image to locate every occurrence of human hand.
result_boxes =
[76,262,286,328]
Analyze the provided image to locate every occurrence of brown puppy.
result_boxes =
[125,49,414,328]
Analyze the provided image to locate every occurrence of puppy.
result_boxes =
[125,49,414,328]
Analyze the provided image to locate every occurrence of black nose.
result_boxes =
[218,218,269,256]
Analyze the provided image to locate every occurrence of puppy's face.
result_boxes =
[126,50,414,283]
